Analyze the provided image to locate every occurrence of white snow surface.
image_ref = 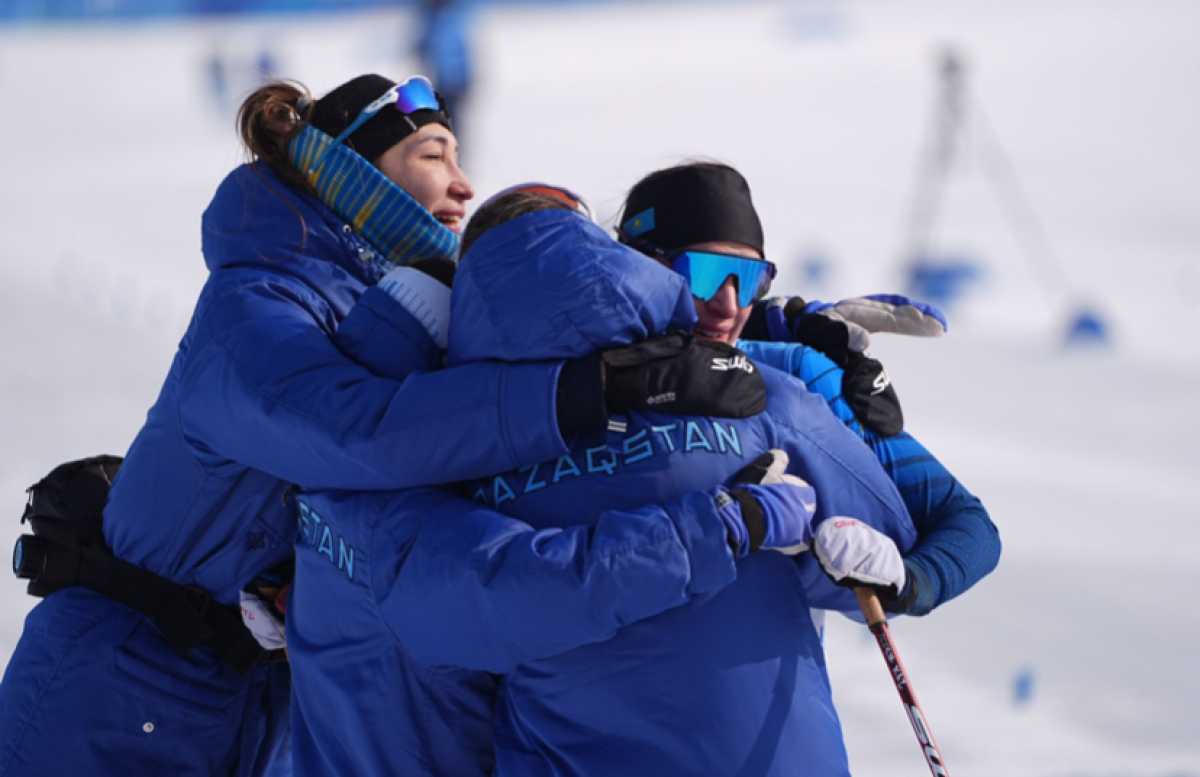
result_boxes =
[1,1,1198,775]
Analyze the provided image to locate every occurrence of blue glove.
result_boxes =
[717,450,816,557]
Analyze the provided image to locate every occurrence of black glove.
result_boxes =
[881,560,921,614]
[742,296,807,343]
[744,296,854,363]
[600,333,766,418]
[745,296,903,437]
[842,353,903,437]
[555,334,767,442]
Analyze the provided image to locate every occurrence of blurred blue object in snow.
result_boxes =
[1064,305,1111,348]
[783,0,850,41]
[206,48,229,114]
[903,255,984,309]
[1013,665,1035,707]
[255,47,279,81]
[797,249,831,288]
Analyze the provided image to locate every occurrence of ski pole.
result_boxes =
[855,587,950,777]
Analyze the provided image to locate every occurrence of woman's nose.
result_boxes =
[450,166,474,202]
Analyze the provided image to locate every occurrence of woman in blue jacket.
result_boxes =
[0,78,761,777]
[290,193,919,776]
[615,161,1001,620]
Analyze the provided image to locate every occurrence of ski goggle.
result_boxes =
[310,75,443,170]
[669,251,777,308]
[477,181,595,222]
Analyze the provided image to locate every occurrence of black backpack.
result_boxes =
[15,455,122,596]
[13,455,271,672]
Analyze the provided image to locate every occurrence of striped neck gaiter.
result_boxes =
[288,124,459,266]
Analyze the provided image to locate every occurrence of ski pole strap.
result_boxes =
[14,535,273,673]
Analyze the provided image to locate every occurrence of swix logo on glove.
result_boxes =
[870,368,891,396]
[711,355,755,374]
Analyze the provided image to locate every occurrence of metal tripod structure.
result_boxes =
[902,47,1076,309]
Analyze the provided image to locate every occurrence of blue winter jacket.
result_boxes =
[0,164,573,777]
[289,213,747,777]
[292,210,918,777]
[102,163,569,606]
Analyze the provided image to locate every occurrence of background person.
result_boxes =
[414,0,474,148]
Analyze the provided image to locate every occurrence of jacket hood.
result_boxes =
[201,162,380,288]
[447,209,697,365]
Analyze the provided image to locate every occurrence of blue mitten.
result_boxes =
[717,450,817,557]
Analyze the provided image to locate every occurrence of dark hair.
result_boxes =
[460,191,572,258]
[237,80,315,195]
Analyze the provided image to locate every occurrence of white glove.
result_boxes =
[377,265,452,349]
[813,517,906,594]
[239,590,287,651]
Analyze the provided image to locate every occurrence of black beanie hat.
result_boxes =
[618,163,765,257]
[309,74,452,163]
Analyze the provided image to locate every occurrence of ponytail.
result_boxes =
[237,80,314,194]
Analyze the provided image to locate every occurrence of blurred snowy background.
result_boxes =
[1,1,1197,774]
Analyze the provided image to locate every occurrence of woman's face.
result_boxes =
[674,240,760,346]
[375,124,474,233]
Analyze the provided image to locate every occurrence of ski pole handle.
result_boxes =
[854,587,951,777]
[855,586,886,626]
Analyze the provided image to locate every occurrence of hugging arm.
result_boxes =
[742,340,1000,615]
[307,461,815,674]
[366,487,737,673]
[178,281,567,490]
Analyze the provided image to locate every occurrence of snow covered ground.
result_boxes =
[1,1,1197,774]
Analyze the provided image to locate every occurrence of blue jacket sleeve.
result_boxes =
[178,279,566,490]
[331,285,442,378]
[864,432,1001,615]
[742,339,1000,615]
[359,487,738,673]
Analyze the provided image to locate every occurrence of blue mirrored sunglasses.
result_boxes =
[310,75,443,170]
[670,251,777,308]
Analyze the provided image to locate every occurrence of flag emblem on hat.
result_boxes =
[621,208,656,238]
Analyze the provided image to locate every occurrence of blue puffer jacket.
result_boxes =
[292,211,917,777]
[289,213,742,777]
[103,163,568,604]
[0,163,572,777]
